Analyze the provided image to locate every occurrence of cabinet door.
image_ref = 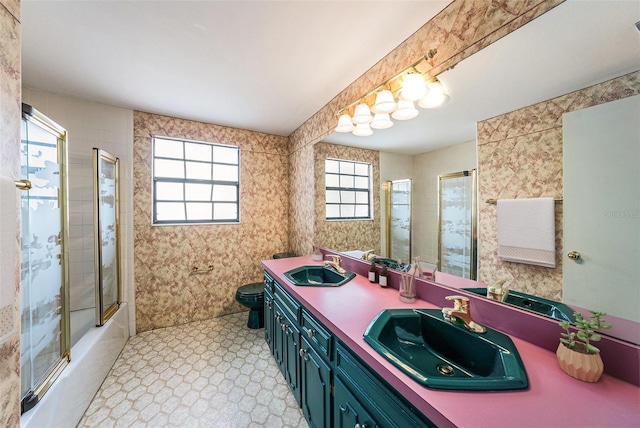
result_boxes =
[273,304,286,372]
[301,339,332,428]
[334,376,379,428]
[264,287,275,355]
[283,313,301,406]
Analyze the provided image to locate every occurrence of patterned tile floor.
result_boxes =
[79,312,307,427]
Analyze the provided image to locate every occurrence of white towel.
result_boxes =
[497,197,556,268]
[0,176,17,344]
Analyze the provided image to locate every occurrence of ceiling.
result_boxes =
[20,1,640,155]
[21,0,451,137]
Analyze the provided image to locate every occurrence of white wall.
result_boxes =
[412,140,477,265]
[22,88,136,336]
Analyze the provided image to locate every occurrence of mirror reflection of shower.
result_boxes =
[93,149,121,326]
[438,170,477,280]
[385,179,411,260]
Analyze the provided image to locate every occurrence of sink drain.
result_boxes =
[437,364,455,376]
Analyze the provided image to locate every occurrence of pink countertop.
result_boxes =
[263,256,640,428]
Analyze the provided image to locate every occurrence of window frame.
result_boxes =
[151,135,240,225]
[324,158,373,221]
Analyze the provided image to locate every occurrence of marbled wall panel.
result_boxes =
[477,71,640,300]
[313,143,380,253]
[133,112,289,332]
[0,1,20,426]
[288,0,564,253]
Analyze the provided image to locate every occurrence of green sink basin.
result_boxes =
[363,309,528,391]
[284,265,356,287]
[462,288,576,323]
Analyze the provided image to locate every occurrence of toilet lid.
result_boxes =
[236,282,264,298]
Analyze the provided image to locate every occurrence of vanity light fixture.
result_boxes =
[333,48,445,136]
[353,122,374,137]
[419,77,450,108]
[392,100,419,120]
[398,72,427,101]
[335,114,355,133]
[371,89,397,114]
[371,113,394,130]
[352,103,373,124]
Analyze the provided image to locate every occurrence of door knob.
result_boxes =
[567,251,581,261]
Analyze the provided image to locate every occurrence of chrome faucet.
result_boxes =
[324,255,346,274]
[442,295,486,333]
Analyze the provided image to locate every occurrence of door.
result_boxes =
[563,94,640,322]
[300,340,331,428]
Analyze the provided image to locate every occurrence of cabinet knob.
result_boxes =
[276,316,282,323]
[339,405,349,414]
[307,329,316,339]
[299,349,306,358]
[281,324,287,332]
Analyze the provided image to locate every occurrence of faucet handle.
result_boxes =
[445,295,469,311]
[327,255,341,264]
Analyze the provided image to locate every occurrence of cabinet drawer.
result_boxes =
[274,281,300,323]
[300,309,332,360]
[335,342,434,428]
[263,271,275,292]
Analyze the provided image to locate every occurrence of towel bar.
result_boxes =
[486,197,562,205]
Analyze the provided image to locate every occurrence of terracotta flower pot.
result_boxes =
[556,342,604,382]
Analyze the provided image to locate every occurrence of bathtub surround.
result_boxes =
[477,70,640,301]
[20,304,128,428]
[133,112,289,332]
[0,0,21,426]
[21,88,135,340]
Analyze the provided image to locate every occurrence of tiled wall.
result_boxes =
[313,143,380,253]
[287,0,564,255]
[133,112,289,332]
[412,141,477,265]
[477,71,640,300]
[21,88,135,337]
[0,0,21,426]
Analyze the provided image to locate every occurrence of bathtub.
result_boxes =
[70,307,97,347]
[21,302,129,428]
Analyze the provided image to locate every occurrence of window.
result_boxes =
[152,136,239,224]
[325,158,372,220]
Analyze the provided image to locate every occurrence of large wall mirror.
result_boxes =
[324,1,640,344]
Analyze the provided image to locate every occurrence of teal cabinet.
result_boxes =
[264,271,434,428]
[300,338,332,428]
[263,284,274,355]
[334,376,379,428]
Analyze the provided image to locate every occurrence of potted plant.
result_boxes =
[557,310,612,382]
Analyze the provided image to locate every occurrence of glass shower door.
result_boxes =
[20,104,70,413]
[385,179,411,260]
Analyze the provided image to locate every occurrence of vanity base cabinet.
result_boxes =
[263,283,275,356]
[334,376,379,428]
[300,338,332,428]
[335,342,434,428]
[264,270,434,428]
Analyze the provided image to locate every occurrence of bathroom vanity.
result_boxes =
[262,255,639,427]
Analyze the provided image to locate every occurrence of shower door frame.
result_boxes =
[20,104,71,413]
[384,179,412,260]
[93,149,121,326]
